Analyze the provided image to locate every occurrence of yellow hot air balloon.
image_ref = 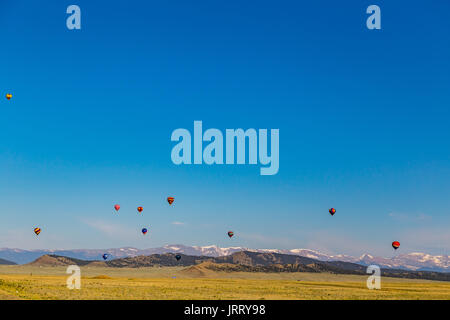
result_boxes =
[34,227,41,236]
[5,93,12,100]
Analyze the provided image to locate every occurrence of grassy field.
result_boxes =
[0,265,449,300]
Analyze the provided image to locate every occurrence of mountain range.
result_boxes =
[24,251,450,282]
[0,244,448,272]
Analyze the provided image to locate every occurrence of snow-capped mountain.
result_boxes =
[354,252,449,272]
[0,245,448,272]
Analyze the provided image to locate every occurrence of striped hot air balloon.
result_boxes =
[167,197,174,205]
[34,227,41,236]
[227,231,234,238]
[329,208,336,216]
[392,241,400,250]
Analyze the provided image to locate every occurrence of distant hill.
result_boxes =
[181,260,450,282]
[105,253,213,268]
[27,255,93,267]
[25,253,211,268]
[1,245,448,272]
[180,262,221,277]
[24,251,450,281]
[180,261,359,275]
[214,252,450,281]
[0,258,16,265]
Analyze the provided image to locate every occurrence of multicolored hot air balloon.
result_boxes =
[102,254,109,260]
[167,197,174,205]
[392,241,400,250]
[142,228,148,235]
[34,227,41,236]
[5,93,12,100]
[175,254,181,261]
[137,206,143,213]
[227,231,234,238]
[329,208,336,216]
[114,204,120,212]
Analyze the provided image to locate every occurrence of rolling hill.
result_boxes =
[27,255,94,267]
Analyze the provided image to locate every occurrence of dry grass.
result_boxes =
[0,265,448,300]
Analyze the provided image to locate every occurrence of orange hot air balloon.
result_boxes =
[114,204,120,212]
[392,241,400,250]
[5,93,12,100]
[137,206,143,213]
[34,227,41,236]
[329,208,336,216]
[167,197,174,205]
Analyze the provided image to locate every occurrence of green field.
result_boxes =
[0,265,449,300]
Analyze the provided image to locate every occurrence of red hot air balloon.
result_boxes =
[392,241,400,250]
[167,197,174,205]
[227,231,234,238]
[114,204,120,212]
[329,208,336,216]
[137,206,143,213]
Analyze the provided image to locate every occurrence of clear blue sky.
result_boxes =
[0,1,449,256]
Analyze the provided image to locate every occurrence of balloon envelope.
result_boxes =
[175,254,181,261]
[114,204,120,211]
[137,206,143,213]
[102,254,109,260]
[329,208,336,216]
[392,241,400,250]
[167,197,174,205]
[34,227,41,236]
[227,231,234,238]
[142,228,148,235]
[5,93,12,100]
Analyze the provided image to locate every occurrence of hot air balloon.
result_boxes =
[329,208,336,216]
[34,227,41,236]
[142,228,148,235]
[102,254,109,260]
[137,206,143,213]
[5,93,12,100]
[175,254,181,261]
[114,204,120,212]
[392,241,400,250]
[227,231,234,238]
[167,197,174,205]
